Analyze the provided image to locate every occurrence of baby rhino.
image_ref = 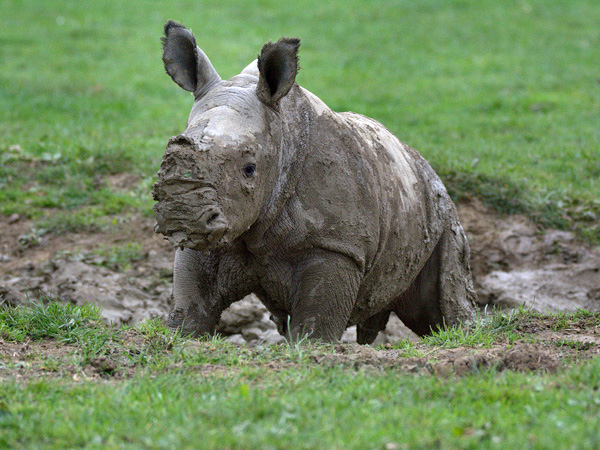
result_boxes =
[153,21,477,343]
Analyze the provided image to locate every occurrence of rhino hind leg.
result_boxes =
[393,223,476,336]
[393,241,444,336]
[436,221,478,327]
[356,310,392,345]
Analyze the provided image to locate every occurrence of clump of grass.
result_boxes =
[0,300,121,365]
[421,308,600,349]
[0,300,102,343]
[422,309,525,349]
[388,339,426,357]
[550,309,600,330]
[89,242,145,272]
[136,317,185,352]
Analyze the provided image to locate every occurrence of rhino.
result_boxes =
[153,20,477,343]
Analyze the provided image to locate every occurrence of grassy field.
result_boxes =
[0,0,599,239]
[2,1,600,449]
[1,302,600,449]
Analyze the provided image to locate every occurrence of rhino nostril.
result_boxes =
[206,212,220,225]
[196,208,227,236]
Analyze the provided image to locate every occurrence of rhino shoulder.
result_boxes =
[298,87,333,118]
[240,59,259,77]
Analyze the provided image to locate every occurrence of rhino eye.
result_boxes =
[243,163,256,178]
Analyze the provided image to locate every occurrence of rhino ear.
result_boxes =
[162,20,221,95]
[256,37,300,106]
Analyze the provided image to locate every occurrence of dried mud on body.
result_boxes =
[0,196,599,346]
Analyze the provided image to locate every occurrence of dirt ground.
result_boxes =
[0,196,599,346]
[2,313,599,382]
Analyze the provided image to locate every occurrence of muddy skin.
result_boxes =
[153,20,477,342]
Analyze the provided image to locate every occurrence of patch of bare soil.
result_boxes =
[459,198,600,313]
[1,194,599,345]
[0,337,79,382]
[1,315,598,381]
[316,342,564,375]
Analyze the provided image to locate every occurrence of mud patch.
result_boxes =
[0,215,173,324]
[1,197,600,345]
[459,198,600,313]
[317,342,566,375]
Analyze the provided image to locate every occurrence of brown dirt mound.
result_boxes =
[317,342,567,375]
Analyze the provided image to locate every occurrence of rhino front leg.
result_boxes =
[168,248,222,336]
[289,251,361,342]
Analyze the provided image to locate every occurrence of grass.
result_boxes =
[0,300,102,343]
[0,0,598,242]
[2,363,600,450]
[1,302,600,449]
[1,1,600,447]
[87,242,145,272]
[419,307,531,349]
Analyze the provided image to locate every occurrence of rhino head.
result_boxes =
[153,21,300,250]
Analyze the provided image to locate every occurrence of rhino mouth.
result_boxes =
[156,225,230,250]
[153,199,231,250]
[168,230,228,250]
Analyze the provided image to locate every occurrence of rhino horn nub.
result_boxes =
[162,20,221,97]
[256,37,300,106]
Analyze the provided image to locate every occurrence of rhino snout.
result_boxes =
[197,206,228,238]
[154,201,229,249]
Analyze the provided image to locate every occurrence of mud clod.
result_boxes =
[501,344,559,373]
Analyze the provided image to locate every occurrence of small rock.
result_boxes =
[373,313,420,345]
[218,294,268,334]
[263,329,285,345]
[7,213,20,224]
[340,326,357,343]
[241,327,264,341]
[225,334,246,345]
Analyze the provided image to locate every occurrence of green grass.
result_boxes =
[1,362,600,450]
[88,242,145,272]
[0,0,598,242]
[2,302,600,449]
[0,300,102,343]
[419,307,532,349]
